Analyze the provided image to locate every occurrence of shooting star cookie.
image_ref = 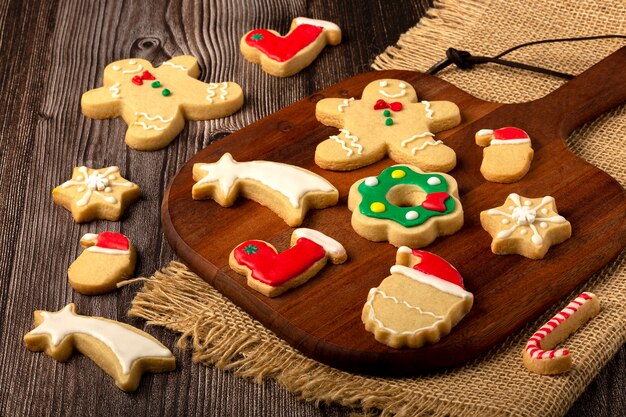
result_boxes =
[24,304,175,392]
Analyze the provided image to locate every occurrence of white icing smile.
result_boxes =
[378,81,407,98]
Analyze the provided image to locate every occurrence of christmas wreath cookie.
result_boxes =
[475,127,534,183]
[362,247,473,348]
[68,232,137,295]
[240,17,341,77]
[315,79,461,172]
[81,56,244,150]
[480,193,571,259]
[229,228,347,297]
[347,165,463,248]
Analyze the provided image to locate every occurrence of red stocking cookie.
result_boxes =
[68,232,137,295]
[229,228,347,297]
[362,247,473,348]
[240,18,341,77]
[475,127,534,183]
[523,292,600,375]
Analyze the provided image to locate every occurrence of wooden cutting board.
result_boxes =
[161,46,626,375]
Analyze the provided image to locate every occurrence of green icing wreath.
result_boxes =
[357,166,455,227]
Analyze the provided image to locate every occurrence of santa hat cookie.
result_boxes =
[362,247,473,349]
[67,232,137,295]
[475,127,534,183]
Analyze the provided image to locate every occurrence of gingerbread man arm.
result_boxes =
[81,86,122,119]
[315,97,353,128]
[424,101,461,133]
[160,55,201,79]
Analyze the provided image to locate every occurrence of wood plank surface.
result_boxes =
[0,0,623,415]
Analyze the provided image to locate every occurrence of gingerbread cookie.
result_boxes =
[52,166,140,223]
[523,292,600,375]
[348,165,463,248]
[480,193,571,259]
[240,17,341,77]
[81,56,244,150]
[475,127,534,183]
[24,304,175,392]
[68,232,137,295]
[315,79,461,171]
[192,153,338,226]
[229,228,346,297]
[362,247,473,348]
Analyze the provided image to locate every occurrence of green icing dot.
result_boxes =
[385,118,393,126]
[162,89,171,97]
[151,81,161,88]
[357,166,454,227]
[251,33,264,41]
[383,109,391,117]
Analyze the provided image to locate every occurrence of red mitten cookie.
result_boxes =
[475,127,534,183]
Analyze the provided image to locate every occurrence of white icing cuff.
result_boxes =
[293,228,346,259]
[390,265,472,299]
[293,17,341,32]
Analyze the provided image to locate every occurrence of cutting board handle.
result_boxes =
[532,45,626,138]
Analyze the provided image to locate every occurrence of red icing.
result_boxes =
[244,24,324,63]
[140,71,155,80]
[422,192,450,212]
[233,238,326,287]
[131,76,143,86]
[95,232,129,251]
[492,127,529,140]
[411,250,465,289]
[373,99,403,111]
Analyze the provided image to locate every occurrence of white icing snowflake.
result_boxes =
[61,166,132,206]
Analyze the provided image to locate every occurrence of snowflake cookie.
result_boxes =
[475,127,534,183]
[480,193,571,259]
[315,79,461,171]
[241,17,341,77]
[52,166,140,223]
[362,246,473,348]
[81,56,244,150]
[347,165,463,248]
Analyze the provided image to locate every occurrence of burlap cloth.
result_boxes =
[129,1,626,416]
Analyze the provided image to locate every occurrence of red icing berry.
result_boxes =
[140,70,155,80]
[131,76,143,86]
[421,192,450,212]
[411,250,465,289]
[96,231,130,251]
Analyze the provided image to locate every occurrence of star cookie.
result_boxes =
[480,193,571,259]
[315,79,461,171]
[52,166,140,223]
[81,55,244,151]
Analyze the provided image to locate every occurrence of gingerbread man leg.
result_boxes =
[387,134,457,173]
[124,109,186,151]
[315,129,387,171]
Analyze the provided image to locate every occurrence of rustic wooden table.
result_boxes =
[0,1,623,416]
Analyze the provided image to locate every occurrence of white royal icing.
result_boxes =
[331,129,362,156]
[162,61,188,71]
[194,153,337,208]
[27,305,172,375]
[427,177,441,186]
[400,132,435,147]
[81,233,131,255]
[134,112,173,123]
[337,97,354,113]
[293,228,346,259]
[476,129,493,137]
[405,210,419,220]
[121,61,143,74]
[411,140,442,155]
[109,82,121,99]
[364,177,379,187]
[293,17,341,32]
[390,265,472,299]
[421,100,433,119]
[379,89,406,98]
[61,166,133,207]
[490,138,531,145]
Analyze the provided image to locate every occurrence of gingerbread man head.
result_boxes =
[361,79,419,104]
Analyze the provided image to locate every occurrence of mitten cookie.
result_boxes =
[241,17,341,77]
[229,228,347,297]
[523,292,600,375]
[347,164,463,248]
[315,79,461,171]
[24,304,175,392]
[81,56,244,150]
[480,193,571,259]
[52,166,140,223]
[362,247,473,348]
[192,153,338,226]
[68,232,137,295]
[475,127,534,183]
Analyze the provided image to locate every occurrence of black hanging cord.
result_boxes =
[426,35,626,80]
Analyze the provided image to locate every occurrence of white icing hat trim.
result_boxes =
[390,265,472,299]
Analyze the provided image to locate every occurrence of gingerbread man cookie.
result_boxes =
[480,193,571,259]
[348,165,463,248]
[229,228,347,297]
[523,292,600,375]
[24,304,176,392]
[315,79,461,171]
[475,127,534,183]
[52,166,140,223]
[241,17,341,77]
[362,247,473,348]
[81,56,244,151]
[68,232,137,295]
[192,153,338,226]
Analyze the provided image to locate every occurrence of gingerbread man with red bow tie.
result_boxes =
[314,79,462,171]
